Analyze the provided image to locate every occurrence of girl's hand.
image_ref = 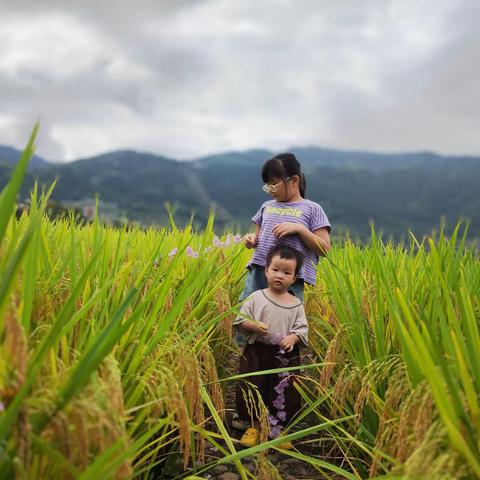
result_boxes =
[280,333,299,352]
[272,222,304,238]
[244,233,258,248]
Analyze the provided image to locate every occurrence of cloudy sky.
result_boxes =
[1,0,479,162]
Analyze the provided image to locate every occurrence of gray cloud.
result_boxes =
[0,0,479,161]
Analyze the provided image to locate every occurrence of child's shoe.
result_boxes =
[231,413,249,431]
[240,428,259,448]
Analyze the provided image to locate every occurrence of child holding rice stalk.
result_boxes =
[232,152,331,432]
[233,245,308,448]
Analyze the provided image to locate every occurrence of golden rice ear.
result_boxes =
[255,455,282,480]
[34,361,132,479]
[319,327,344,389]
[163,364,192,468]
[3,305,27,398]
[177,348,205,463]
[199,348,224,421]
[99,356,126,419]
[370,376,437,477]
[398,422,469,479]
[331,364,361,417]
[165,289,174,311]
[394,381,435,463]
[3,306,31,468]
[354,381,371,425]
[239,383,270,445]
[214,287,233,341]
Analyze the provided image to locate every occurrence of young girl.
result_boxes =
[232,152,331,430]
[234,245,308,448]
[242,152,331,302]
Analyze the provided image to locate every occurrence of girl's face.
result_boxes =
[263,175,299,201]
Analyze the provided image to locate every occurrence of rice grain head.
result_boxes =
[255,455,282,480]
[395,422,470,479]
[199,348,224,420]
[319,328,344,389]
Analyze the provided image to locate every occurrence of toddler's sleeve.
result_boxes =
[233,296,255,327]
[290,305,308,347]
[309,202,331,233]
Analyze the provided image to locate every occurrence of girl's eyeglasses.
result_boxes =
[262,177,292,193]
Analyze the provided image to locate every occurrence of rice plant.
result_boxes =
[0,129,478,479]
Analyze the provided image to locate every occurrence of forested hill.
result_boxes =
[1,145,479,239]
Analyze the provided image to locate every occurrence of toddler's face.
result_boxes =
[265,255,297,292]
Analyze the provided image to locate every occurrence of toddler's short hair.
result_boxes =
[266,245,304,275]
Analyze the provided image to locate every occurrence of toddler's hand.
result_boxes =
[255,322,269,335]
[244,233,258,248]
[280,333,299,352]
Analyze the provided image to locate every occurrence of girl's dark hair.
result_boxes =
[266,244,304,275]
[261,152,306,197]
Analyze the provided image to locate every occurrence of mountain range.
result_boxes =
[1,144,479,240]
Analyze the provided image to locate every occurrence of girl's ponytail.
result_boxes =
[299,172,306,198]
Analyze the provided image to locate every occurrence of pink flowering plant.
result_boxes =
[186,246,199,258]
[161,233,242,264]
[213,234,243,248]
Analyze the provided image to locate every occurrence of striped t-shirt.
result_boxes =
[248,199,330,285]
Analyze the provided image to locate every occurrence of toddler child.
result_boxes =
[234,245,308,449]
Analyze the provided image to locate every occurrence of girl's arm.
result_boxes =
[300,226,331,256]
[272,224,331,256]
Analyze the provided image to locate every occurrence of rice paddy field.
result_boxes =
[1,131,479,479]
